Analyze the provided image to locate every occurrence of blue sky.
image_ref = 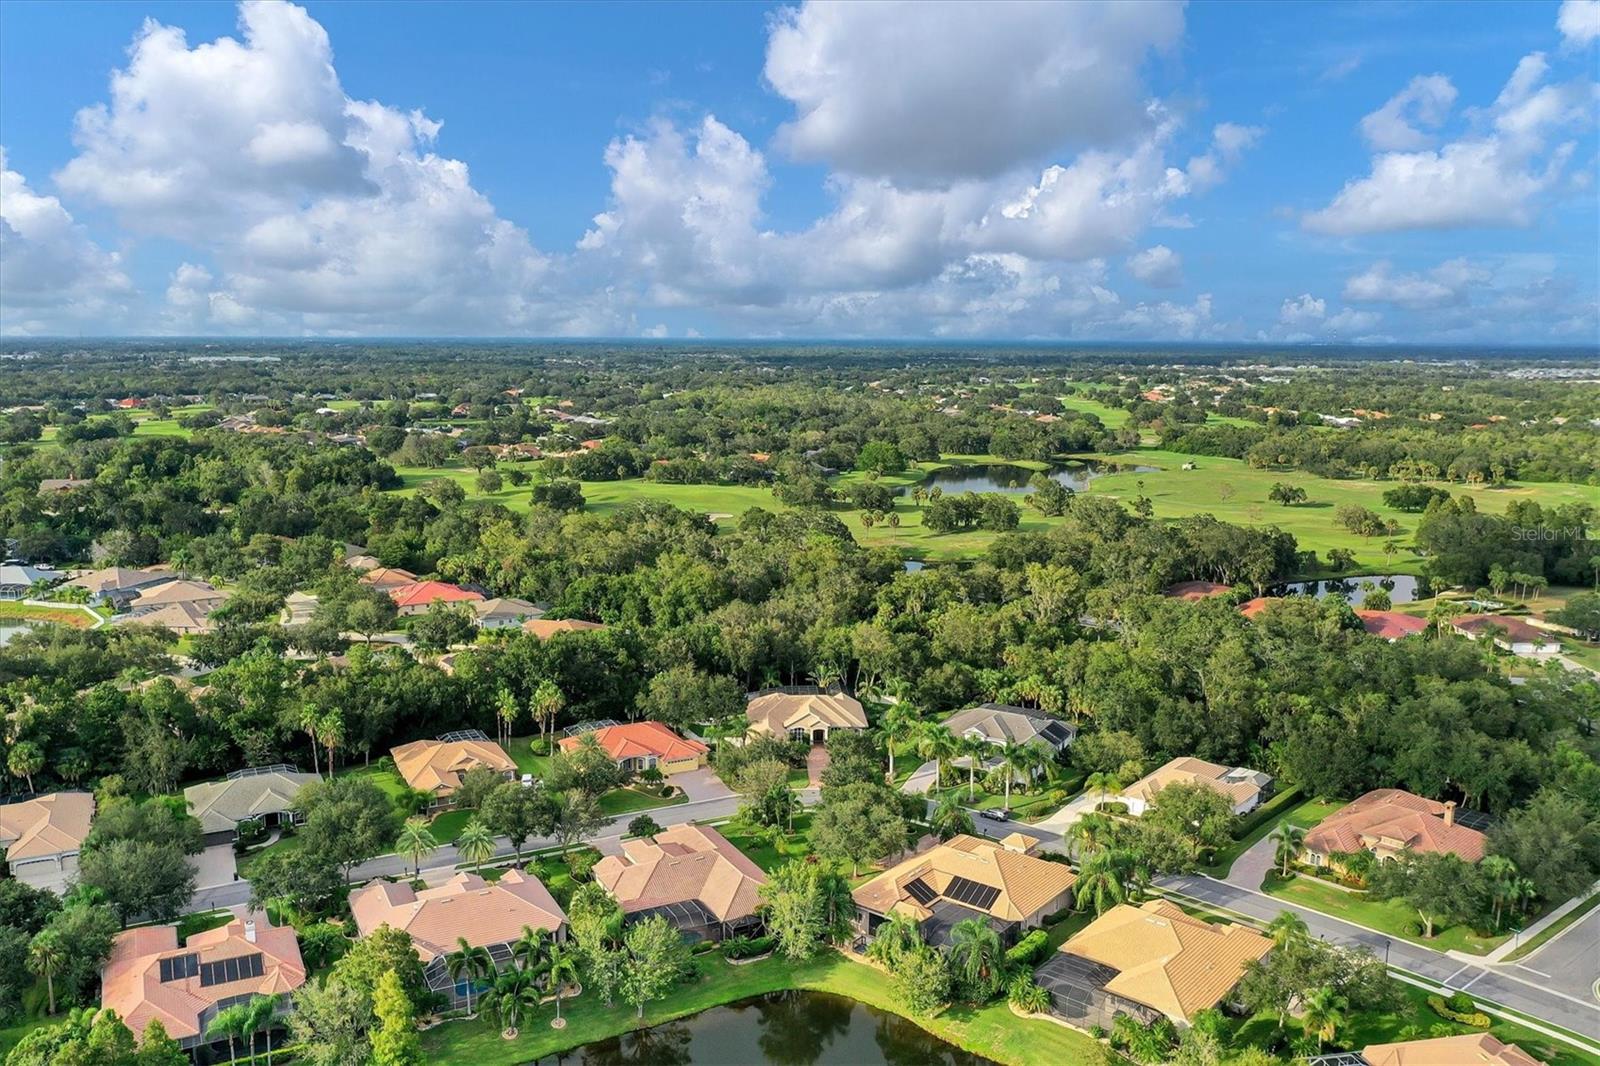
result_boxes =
[1,0,1596,342]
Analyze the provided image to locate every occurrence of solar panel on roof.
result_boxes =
[945,875,1000,910]
[199,953,263,988]
[904,878,937,905]
[159,954,199,983]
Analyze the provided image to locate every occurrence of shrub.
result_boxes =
[722,934,775,960]
[1004,929,1050,968]
[1446,991,1476,1013]
[1428,994,1491,1028]
[567,849,598,881]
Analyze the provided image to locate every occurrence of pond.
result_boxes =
[1264,573,1424,604]
[533,990,995,1066]
[924,460,1158,495]
[0,620,34,647]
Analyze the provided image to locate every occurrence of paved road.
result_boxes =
[1162,874,1600,1042]
[191,791,779,912]
[1509,897,1600,1007]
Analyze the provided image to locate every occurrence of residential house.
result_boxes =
[1238,596,1278,619]
[471,596,544,629]
[745,686,868,744]
[0,791,94,893]
[349,870,566,1008]
[1302,789,1487,868]
[1163,580,1233,601]
[130,579,228,615]
[1120,757,1271,817]
[854,834,1075,948]
[522,617,606,639]
[282,591,318,626]
[343,553,382,572]
[593,824,768,943]
[184,767,320,845]
[63,565,175,608]
[0,562,63,600]
[388,580,484,616]
[38,477,92,494]
[1353,1034,1546,1066]
[1357,610,1430,641]
[359,566,419,590]
[1033,900,1271,1028]
[559,721,708,775]
[391,732,516,806]
[942,703,1076,754]
[118,601,217,635]
[1450,615,1562,657]
[100,913,306,1054]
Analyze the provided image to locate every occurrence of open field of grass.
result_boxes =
[419,949,1104,1066]
[1263,871,1511,955]
[0,601,100,627]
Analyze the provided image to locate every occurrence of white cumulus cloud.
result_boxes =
[1558,0,1600,47]
[1126,245,1183,288]
[1359,75,1458,151]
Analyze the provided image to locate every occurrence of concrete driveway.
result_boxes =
[189,842,241,890]
[1225,833,1278,891]
[673,767,735,802]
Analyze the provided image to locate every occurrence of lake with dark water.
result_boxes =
[923,460,1158,495]
[532,990,996,1066]
[1265,573,1424,604]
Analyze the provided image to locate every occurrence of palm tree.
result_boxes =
[7,741,43,795]
[880,702,921,783]
[27,929,63,1015]
[207,1002,251,1063]
[1067,812,1112,861]
[241,995,278,1065]
[445,937,494,1013]
[457,818,496,873]
[1007,974,1051,1015]
[930,792,974,841]
[946,917,1005,999]
[544,942,580,1028]
[396,816,438,879]
[480,967,540,1037]
[867,911,923,968]
[960,734,989,800]
[1300,985,1348,1051]
[1075,850,1128,916]
[1511,877,1538,918]
[916,723,960,790]
[512,924,549,974]
[1481,856,1517,929]
[1271,823,1306,877]
[1267,910,1308,948]
[297,702,324,777]
[531,678,566,754]
[1083,770,1124,812]
[317,708,345,776]
[494,686,520,748]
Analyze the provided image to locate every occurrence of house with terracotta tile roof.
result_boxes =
[853,833,1075,948]
[101,913,306,1052]
[388,580,484,616]
[1302,789,1487,867]
[1120,757,1271,817]
[0,791,94,893]
[359,565,418,589]
[1238,596,1278,619]
[349,869,566,1007]
[391,732,516,806]
[1356,610,1429,641]
[1033,899,1271,1027]
[1450,615,1561,657]
[523,617,607,639]
[1163,580,1233,601]
[745,686,868,744]
[1355,1033,1546,1066]
[559,721,708,775]
[593,824,768,942]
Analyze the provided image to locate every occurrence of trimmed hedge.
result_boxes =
[1230,787,1304,840]
[721,934,775,960]
[1004,929,1051,967]
[1428,994,1491,1028]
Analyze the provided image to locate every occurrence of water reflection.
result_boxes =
[923,461,1158,495]
[532,990,996,1066]
[1265,574,1423,604]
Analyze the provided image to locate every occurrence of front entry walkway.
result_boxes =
[806,745,829,788]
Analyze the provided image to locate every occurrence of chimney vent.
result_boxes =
[1443,801,1456,827]
[244,920,257,943]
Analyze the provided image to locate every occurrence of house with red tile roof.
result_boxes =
[1357,610,1430,641]
[388,580,484,616]
[1238,596,1278,619]
[349,870,565,1007]
[1303,789,1487,868]
[559,721,708,775]
[1164,580,1233,601]
[101,913,305,1052]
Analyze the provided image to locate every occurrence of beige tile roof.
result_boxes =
[0,791,94,861]
[131,579,227,608]
[391,738,516,796]
[1363,1034,1547,1066]
[101,914,306,1042]
[853,834,1075,924]
[64,566,173,595]
[1304,789,1487,862]
[745,689,868,736]
[349,870,565,962]
[359,566,419,589]
[1055,900,1271,1021]
[472,597,543,621]
[522,618,606,639]
[121,601,216,634]
[593,824,768,924]
[1122,757,1266,809]
[184,770,320,835]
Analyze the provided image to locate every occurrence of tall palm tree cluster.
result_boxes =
[879,702,1055,811]
[445,924,580,1036]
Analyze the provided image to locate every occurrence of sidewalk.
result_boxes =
[1484,880,1600,963]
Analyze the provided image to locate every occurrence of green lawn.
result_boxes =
[1200,793,1341,879]
[0,601,99,627]
[419,950,1104,1066]
[1231,980,1598,1066]
[174,909,235,942]
[597,787,690,816]
[428,807,476,843]
[1263,872,1510,955]
[714,814,814,872]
